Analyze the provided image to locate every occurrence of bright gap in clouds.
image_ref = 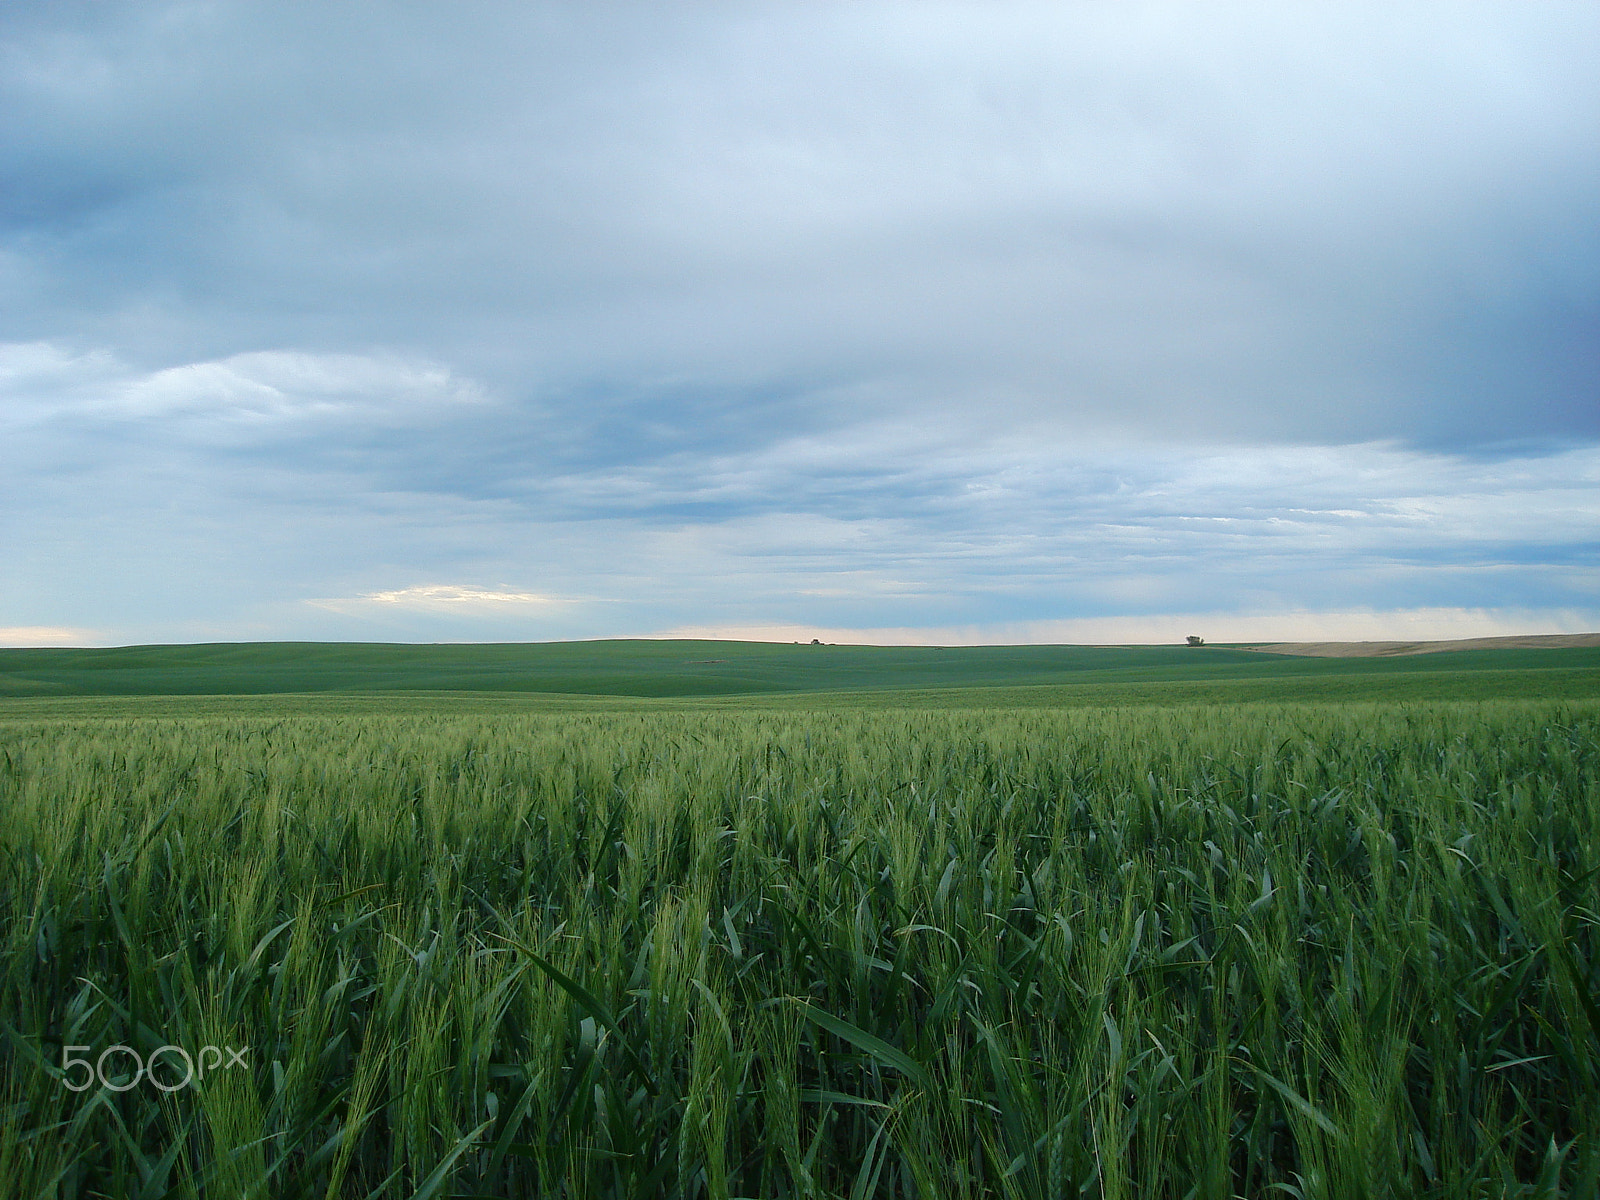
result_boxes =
[652,609,1600,649]
[0,627,100,648]
[306,585,573,616]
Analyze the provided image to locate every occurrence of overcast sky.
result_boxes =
[3,1,1596,647]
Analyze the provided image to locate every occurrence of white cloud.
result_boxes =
[118,351,484,421]
[306,584,571,615]
[0,341,111,385]
[0,342,485,431]
[364,585,558,607]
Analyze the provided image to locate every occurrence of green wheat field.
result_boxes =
[1,642,1597,1197]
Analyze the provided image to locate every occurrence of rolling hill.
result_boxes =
[2,637,1597,702]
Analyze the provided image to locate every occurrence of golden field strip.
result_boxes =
[1,699,1597,1197]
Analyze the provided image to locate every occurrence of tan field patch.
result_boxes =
[1243,633,1600,658]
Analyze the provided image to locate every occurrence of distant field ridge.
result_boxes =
[3,635,1599,704]
[1247,632,1600,657]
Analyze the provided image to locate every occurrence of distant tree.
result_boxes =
[1186,635,1205,646]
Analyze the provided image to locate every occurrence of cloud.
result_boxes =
[0,343,482,430]
[4,3,1596,446]
[308,585,570,615]
[5,340,1595,643]
[2,5,1595,645]
[116,352,484,422]
[0,626,101,647]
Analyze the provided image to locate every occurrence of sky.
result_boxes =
[2,1,1596,648]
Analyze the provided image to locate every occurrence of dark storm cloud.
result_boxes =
[2,2,1596,643]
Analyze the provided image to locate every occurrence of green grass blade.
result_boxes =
[796,1003,931,1091]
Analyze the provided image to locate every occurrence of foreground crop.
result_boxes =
[1,701,1597,1197]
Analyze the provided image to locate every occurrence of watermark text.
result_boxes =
[61,1044,249,1092]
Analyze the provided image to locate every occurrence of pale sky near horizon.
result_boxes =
[3,2,1596,648]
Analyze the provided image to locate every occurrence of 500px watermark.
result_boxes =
[61,1044,249,1092]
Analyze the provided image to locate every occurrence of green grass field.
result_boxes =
[3,638,1599,705]
[1,644,1597,1196]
